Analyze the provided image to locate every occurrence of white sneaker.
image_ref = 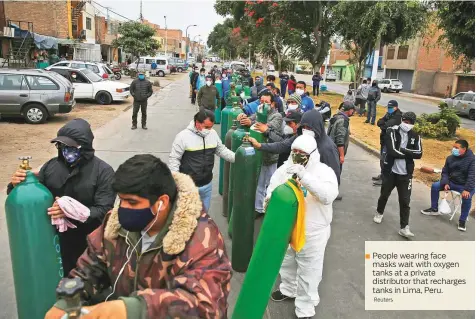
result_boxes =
[398,225,415,238]
[373,212,383,224]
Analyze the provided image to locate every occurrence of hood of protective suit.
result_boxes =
[55,118,95,161]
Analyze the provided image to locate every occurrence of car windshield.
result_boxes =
[391,80,402,84]
[82,68,102,82]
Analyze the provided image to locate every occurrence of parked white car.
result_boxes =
[442,91,475,120]
[377,78,403,93]
[46,61,113,79]
[129,56,171,77]
[49,67,130,105]
[325,70,337,81]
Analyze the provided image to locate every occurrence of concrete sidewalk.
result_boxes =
[0,75,473,318]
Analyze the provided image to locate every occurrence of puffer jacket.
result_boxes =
[169,121,235,187]
[55,172,232,319]
[130,78,153,102]
[327,112,350,155]
[267,135,339,232]
[7,119,116,276]
[259,110,341,184]
[441,149,475,191]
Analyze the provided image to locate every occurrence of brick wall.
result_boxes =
[416,29,457,72]
[433,72,455,96]
[4,1,69,38]
[95,15,106,44]
[413,70,455,97]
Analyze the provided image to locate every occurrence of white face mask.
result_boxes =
[296,89,305,96]
[284,125,294,135]
[287,103,298,111]
[399,122,414,132]
[200,128,211,136]
[302,129,315,138]
[206,80,212,86]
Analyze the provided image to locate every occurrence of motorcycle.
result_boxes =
[111,66,122,80]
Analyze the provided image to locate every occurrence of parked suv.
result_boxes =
[442,91,475,120]
[377,78,403,93]
[0,69,75,124]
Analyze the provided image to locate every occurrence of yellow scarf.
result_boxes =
[286,180,306,252]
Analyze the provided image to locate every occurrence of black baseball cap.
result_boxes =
[402,111,417,124]
[284,110,303,123]
[388,100,398,108]
[51,136,80,148]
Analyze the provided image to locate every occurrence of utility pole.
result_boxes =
[185,24,197,60]
[370,38,381,82]
[164,16,168,57]
[139,0,143,22]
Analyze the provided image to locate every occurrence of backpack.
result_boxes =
[368,87,378,101]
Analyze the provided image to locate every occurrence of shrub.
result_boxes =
[414,103,460,139]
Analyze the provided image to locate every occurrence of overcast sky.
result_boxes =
[93,0,225,45]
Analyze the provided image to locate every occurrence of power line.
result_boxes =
[92,1,133,21]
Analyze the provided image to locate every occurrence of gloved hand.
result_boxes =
[287,164,305,178]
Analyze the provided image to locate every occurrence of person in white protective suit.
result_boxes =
[267,134,339,319]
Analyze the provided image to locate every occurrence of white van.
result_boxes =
[230,61,246,71]
[129,56,171,77]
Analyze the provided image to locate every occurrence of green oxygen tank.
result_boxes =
[227,122,248,224]
[228,102,243,125]
[222,121,238,217]
[249,103,270,177]
[219,104,234,196]
[232,179,299,318]
[5,157,63,319]
[214,81,222,124]
[243,85,251,99]
[231,134,259,272]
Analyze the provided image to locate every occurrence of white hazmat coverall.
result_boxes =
[266,135,339,318]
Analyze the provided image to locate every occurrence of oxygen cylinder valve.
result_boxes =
[242,132,250,143]
[18,156,32,170]
[56,277,85,318]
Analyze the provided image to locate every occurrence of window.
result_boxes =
[69,71,89,84]
[81,69,102,82]
[139,58,144,64]
[463,93,475,102]
[25,75,59,90]
[71,63,86,69]
[51,69,71,82]
[397,45,409,59]
[453,93,465,101]
[0,74,28,90]
[157,59,166,65]
[179,43,182,49]
[387,47,395,59]
[54,62,69,67]
[86,64,100,73]
[146,59,156,64]
[86,17,92,30]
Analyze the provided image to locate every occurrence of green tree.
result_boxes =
[435,1,475,71]
[112,22,160,70]
[334,1,430,87]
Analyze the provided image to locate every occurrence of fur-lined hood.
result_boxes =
[104,172,203,255]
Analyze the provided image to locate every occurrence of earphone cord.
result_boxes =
[105,201,162,301]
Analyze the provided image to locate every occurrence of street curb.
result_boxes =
[349,135,380,158]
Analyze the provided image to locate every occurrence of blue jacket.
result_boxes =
[312,74,322,85]
[196,75,206,90]
[301,95,315,113]
[441,149,475,191]
[222,77,231,98]
[243,100,260,116]
[274,94,284,113]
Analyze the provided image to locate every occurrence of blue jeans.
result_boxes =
[431,181,475,221]
[255,163,278,213]
[198,182,213,213]
[366,100,377,124]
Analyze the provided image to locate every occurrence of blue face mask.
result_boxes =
[138,74,145,80]
[118,206,155,232]
[62,146,81,164]
[452,148,461,157]
[387,107,395,114]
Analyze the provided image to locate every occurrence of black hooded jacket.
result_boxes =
[7,118,116,275]
[260,109,341,184]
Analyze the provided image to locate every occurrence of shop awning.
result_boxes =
[32,33,58,50]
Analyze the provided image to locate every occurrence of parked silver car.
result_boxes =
[0,69,75,124]
[442,91,475,120]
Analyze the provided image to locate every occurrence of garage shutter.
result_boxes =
[456,76,475,93]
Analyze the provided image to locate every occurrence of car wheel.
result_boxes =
[23,103,48,124]
[158,70,165,77]
[383,87,388,93]
[96,91,113,105]
[469,109,475,121]
[396,90,400,93]
[178,68,183,72]
[124,69,130,76]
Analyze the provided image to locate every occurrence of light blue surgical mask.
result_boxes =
[387,107,395,114]
[138,74,145,80]
[452,148,461,157]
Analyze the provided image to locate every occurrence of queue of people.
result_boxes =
[7,64,471,319]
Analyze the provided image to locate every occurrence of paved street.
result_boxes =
[0,75,473,318]
[270,72,475,130]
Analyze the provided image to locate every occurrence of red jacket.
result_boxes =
[288,79,297,91]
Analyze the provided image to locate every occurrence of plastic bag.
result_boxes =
[438,193,452,215]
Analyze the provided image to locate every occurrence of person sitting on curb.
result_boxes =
[45,154,232,319]
[421,139,474,232]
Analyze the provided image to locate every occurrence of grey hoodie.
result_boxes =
[260,109,341,184]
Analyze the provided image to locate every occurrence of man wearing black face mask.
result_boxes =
[45,154,231,319]
[8,118,116,276]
